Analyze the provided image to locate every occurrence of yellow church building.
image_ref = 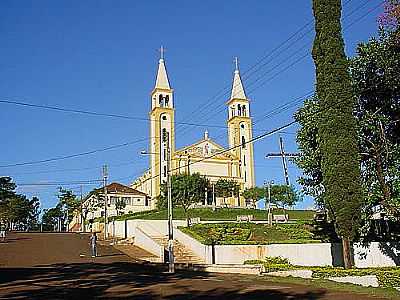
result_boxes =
[132,53,255,208]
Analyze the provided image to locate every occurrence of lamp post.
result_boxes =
[264,180,274,226]
[141,143,174,273]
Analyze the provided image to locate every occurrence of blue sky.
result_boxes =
[0,0,382,211]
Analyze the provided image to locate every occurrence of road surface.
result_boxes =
[0,232,393,299]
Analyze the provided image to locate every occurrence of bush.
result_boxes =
[309,267,400,288]
[180,222,318,245]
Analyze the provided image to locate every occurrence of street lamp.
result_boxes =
[141,144,174,274]
[264,180,274,226]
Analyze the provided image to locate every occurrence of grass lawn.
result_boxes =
[179,222,318,245]
[245,258,400,290]
[114,207,315,222]
[259,276,400,299]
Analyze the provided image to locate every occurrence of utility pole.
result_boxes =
[279,136,290,186]
[264,180,274,226]
[212,183,216,211]
[80,185,84,232]
[103,165,108,240]
[164,131,174,273]
[266,136,300,209]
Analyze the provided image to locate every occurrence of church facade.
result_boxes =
[131,55,255,208]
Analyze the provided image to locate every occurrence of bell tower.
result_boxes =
[227,58,255,189]
[149,47,175,201]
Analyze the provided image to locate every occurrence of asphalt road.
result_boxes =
[0,232,392,299]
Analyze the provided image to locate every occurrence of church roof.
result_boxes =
[230,58,247,100]
[175,133,238,160]
[155,58,171,89]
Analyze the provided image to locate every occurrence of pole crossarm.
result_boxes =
[265,153,300,158]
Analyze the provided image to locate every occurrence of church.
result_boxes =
[132,53,255,208]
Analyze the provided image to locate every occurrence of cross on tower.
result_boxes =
[234,57,239,71]
[159,45,166,60]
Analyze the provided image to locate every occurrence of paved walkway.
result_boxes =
[0,232,392,299]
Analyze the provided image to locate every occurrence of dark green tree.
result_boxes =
[42,205,63,231]
[115,198,127,216]
[295,29,400,224]
[57,188,80,224]
[242,187,265,207]
[159,173,210,225]
[215,179,239,207]
[0,177,17,222]
[270,184,303,211]
[312,0,363,268]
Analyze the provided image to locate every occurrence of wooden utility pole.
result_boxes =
[103,165,108,240]
[164,131,174,273]
[265,136,299,185]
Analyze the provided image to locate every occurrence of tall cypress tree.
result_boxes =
[312,0,363,268]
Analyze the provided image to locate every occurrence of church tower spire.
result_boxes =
[155,46,171,90]
[227,57,255,192]
[230,57,247,100]
[149,47,175,202]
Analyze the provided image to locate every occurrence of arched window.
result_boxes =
[242,105,247,116]
[165,95,169,107]
[241,136,246,149]
[237,104,242,116]
[159,94,164,107]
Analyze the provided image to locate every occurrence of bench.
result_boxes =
[273,214,289,223]
[237,215,254,222]
[188,217,201,225]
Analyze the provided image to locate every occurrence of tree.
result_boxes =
[0,177,17,222]
[115,198,126,216]
[242,187,265,208]
[0,177,40,230]
[312,0,363,268]
[378,0,400,41]
[215,179,239,207]
[295,29,400,222]
[270,185,302,211]
[351,30,400,217]
[42,205,64,231]
[6,195,40,230]
[57,188,80,225]
[159,173,209,225]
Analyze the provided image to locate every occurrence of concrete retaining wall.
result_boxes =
[174,228,212,264]
[214,245,268,265]
[134,227,164,262]
[266,243,334,266]
[107,219,187,239]
[354,242,400,268]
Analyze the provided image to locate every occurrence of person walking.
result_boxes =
[89,232,97,257]
[0,221,7,242]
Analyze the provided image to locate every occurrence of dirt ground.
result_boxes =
[0,232,394,299]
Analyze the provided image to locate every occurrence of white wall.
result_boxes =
[174,228,213,264]
[107,219,187,239]
[214,245,267,265]
[265,243,333,266]
[354,242,400,268]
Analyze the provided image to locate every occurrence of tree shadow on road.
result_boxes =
[0,261,328,299]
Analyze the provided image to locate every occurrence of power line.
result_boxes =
[180,0,380,129]
[0,99,228,129]
[0,137,149,168]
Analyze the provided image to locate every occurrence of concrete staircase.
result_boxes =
[152,236,204,264]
